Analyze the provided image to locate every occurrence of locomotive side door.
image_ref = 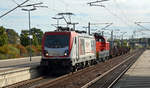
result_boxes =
[75,37,79,61]
[72,36,79,65]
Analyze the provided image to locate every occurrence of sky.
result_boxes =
[0,0,150,39]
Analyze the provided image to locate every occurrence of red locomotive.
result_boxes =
[40,28,129,74]
[94,33,110,62]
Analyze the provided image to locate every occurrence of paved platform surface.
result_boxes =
[113,50,150,88]
[0,56,41,72]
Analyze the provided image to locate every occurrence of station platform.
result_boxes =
[0,56,41,87]
[0,56,41,72]
[113,50,150,88]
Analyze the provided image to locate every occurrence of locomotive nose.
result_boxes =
[43,34,70,57]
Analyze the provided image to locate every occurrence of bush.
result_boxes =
[36,45,42,52]
[35,45,42,56]
[0,44,41,60]
[26,45,40,56]
[0,44,20,59]
[0,45,9,54]
[15,44,28,56]
[7,45,20,58]
[0,53,7,59]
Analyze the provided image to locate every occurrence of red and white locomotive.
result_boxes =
[40,28,111,73]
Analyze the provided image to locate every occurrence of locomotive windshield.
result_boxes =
[44,35,69,48]
[44,34,70,56]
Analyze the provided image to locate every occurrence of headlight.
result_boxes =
[64,50,69,56]
[45,53,49,56]
[64,52,67,56]
[44,50,49,56]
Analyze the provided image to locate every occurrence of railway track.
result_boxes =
[6,49,144,88]
[5,76,54,88]
[83,49,144,88]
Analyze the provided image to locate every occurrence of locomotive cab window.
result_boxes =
[44,34,70,56]
[98,38,105,42]
[44,35,69,48]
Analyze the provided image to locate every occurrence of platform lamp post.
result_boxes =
[20,2,48,61]
[22,8,36,61]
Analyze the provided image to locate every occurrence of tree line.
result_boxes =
[0,26,43,59]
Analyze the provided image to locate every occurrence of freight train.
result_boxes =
[40,29,130,74]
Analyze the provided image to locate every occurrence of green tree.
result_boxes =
[122,40,128,47]
[114,39,121,47]
[20,30,30,46]
[31,28,43,45]
[0,26,8,46]
[6,29,19,44]
[32,34,39,46]
[20,28,43,46]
